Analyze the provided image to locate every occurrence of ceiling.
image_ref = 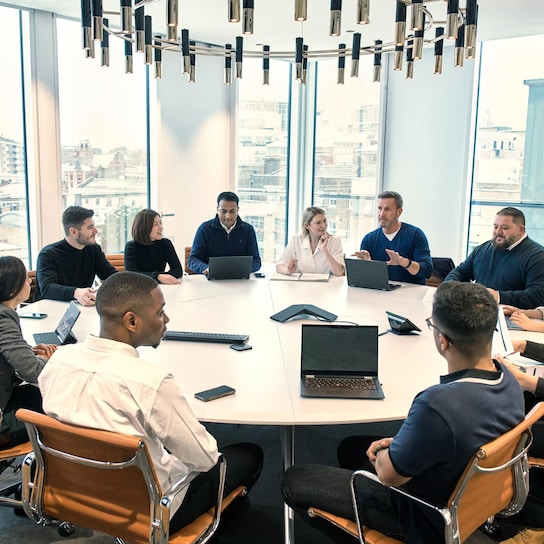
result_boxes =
[3,0,544,52]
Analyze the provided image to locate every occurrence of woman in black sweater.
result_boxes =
[124,209,183,284]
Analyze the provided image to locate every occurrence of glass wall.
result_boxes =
[57,18,149,253]
[235,58,291,262]
[469,35,544,251]
[0,7,29,265]
[313,58,381,255]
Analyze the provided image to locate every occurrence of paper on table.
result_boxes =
[270,272,329,282]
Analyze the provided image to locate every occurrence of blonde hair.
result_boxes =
[302,206,326,237]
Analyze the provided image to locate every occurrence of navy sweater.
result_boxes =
[445,237,544,308]
[188,215,261,274]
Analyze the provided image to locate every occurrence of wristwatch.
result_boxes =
[403,259,412,269]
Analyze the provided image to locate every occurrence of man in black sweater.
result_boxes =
[36,206,117,306]
[445,207,544,309]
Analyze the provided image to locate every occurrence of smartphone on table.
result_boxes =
[19,312,48,319]
[195,385,236,402]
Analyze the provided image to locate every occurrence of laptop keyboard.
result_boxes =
[33,332,60,345]
[305,377,378,390]
[163,331,249,344]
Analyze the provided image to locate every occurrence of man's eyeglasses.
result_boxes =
[425,317,453,345]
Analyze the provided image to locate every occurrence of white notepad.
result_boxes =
[270,272,330,282]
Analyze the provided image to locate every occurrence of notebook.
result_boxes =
[300,324,384,399]
[207,256,252,280]
[33,301,80,345]
[345,258,401,291]
[270,272,330,282]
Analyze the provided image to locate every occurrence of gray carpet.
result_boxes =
[0,421,498,544]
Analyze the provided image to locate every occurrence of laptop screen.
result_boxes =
[208,256,252,280]
[301,324,379,376]
[55,301,81,343]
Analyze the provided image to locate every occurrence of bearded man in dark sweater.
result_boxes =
[445,207,544,309]
[36,206,117,306]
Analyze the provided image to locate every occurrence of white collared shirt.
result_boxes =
[278,234,344,274]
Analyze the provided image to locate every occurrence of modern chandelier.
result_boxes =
[80,0,479,84]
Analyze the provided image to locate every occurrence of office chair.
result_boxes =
[426,257,455,288]
[16,408,247,544]
[184,247,195,275]
[307,401,544,544]
[105,253,126,272]
[0,409,32,510]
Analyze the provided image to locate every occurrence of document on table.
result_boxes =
[270,272,330,282]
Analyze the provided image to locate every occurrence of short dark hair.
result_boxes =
[0,256,27,302]
[432,281,498,359]
[96,271,159,320]
[496,207,525,227]
[217,192,239,206]
[131,208,160,245]
[62,206,94,236]
[377,191,403,209]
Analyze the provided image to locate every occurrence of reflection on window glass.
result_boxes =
[57,19,148,253]
[0,7,29,266]
[469,35,544,251]
[236,59,290,262]
[313,58,381,254]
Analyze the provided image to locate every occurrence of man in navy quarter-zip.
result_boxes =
[188,191,261,275]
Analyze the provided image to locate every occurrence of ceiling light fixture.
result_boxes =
[81,0,479,84]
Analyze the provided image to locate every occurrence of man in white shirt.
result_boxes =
[38,271,263,532]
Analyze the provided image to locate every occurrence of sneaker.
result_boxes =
[500,528,544,544]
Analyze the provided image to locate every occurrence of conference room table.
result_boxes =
[20,273,541,543]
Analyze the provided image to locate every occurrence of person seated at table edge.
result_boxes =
[38,271,263,533]
[0,256,57,448]
[276,206,345,277]
[124,208,183,285]
[502,304,544,333]
[352,191,432,285]
[281,281,524,544]
[35,206,117,307]
[444,207,544,309]
[494,345,544,544]
[188,191,261,276]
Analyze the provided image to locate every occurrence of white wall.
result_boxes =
[382,46,476,265]
[154,52,231,250]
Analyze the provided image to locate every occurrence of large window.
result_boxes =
[469,35,544,251]
[0,7,29,265]
[313,58,381,255]
[236,58,291,262]
[57,19,149,253]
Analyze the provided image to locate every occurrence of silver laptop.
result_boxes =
[300,324,384,400]
[207,256,252,280]
[33,301,80,345]
[345,258,401,291]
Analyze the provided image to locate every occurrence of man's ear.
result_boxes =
[438,332,451,352]
[122,311,138,332]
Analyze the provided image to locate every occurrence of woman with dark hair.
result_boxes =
[124,209,183,284]
[0,256,56,447]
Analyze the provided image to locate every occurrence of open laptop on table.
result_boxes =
[33,301,80,345]
[345,258,401,291]
[300,324,384,399]
[207,256,252,280]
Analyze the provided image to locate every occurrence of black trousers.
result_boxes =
[169,441,263,533]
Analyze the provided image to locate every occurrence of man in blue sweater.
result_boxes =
[353,191,432,285]
[188,192,261,275]
[445,207,544,309]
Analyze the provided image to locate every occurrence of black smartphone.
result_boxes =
[19,312,48,319]
[195,385,236,402]
[254,272,265,278]
[230,343,252,351]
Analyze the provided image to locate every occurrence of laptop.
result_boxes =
[300,324,384,399]
[207,256,252,280]
[345,258,401,291]
[33,301,80,345]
